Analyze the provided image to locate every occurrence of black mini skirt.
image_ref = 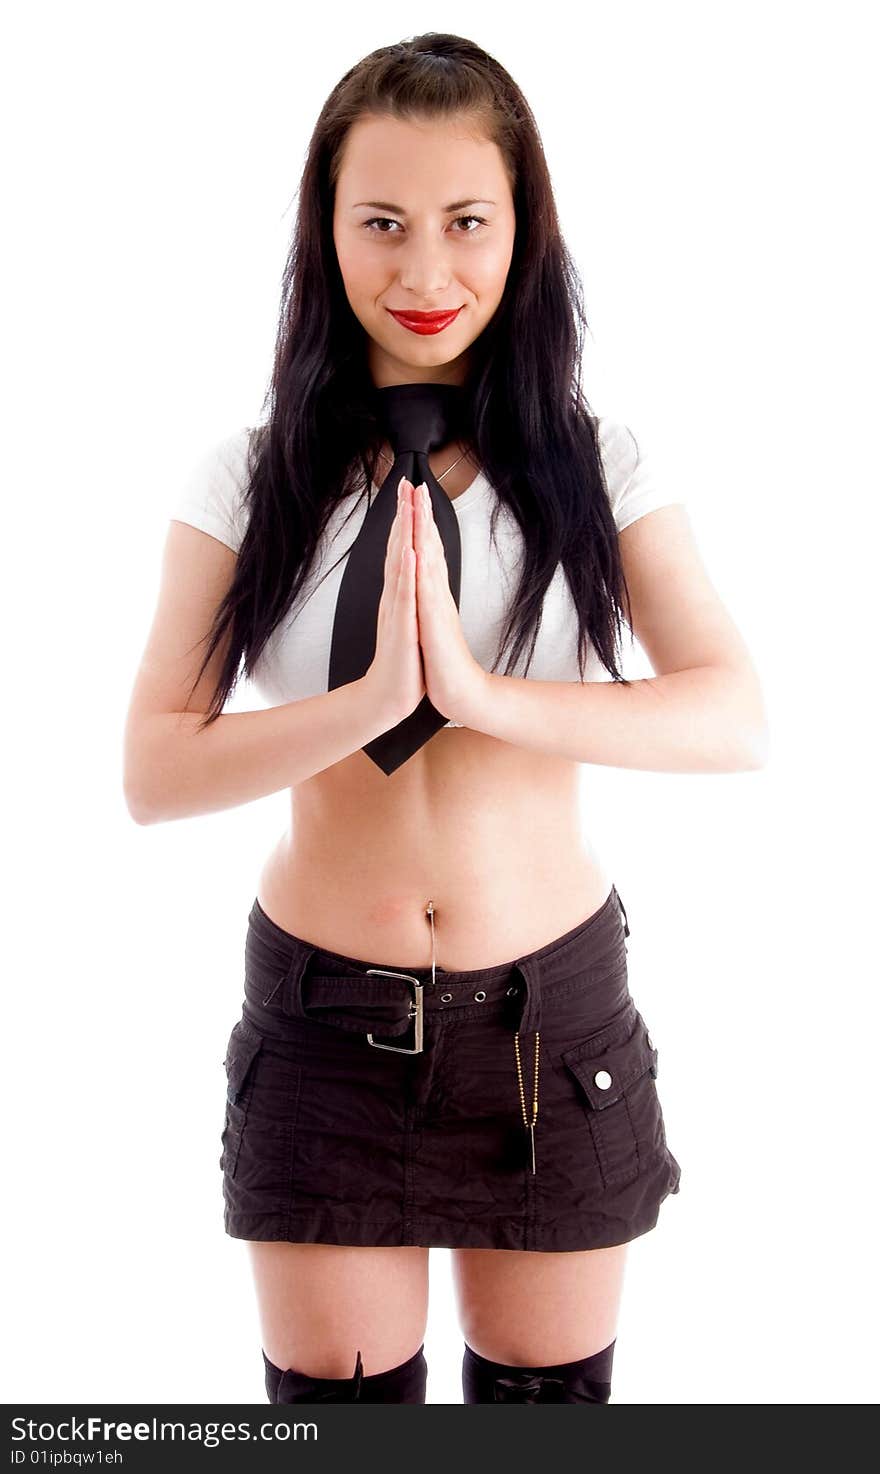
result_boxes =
[219,884,681,1252]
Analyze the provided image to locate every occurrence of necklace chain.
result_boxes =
[377,445,468,484]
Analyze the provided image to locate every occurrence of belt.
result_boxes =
[270,955,542,1176]
[273,961,531,1053]
[254,891,635,1180]
[261,951,538,1048]
[259,901,544,1174]
[262,899,544,1051]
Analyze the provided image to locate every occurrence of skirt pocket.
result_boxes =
[220,1017,265,1181]
[560,1004,664,1192]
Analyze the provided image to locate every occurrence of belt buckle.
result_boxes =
[364,968,424,1054]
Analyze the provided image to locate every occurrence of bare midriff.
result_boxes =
[257,730,612,970]
[257,444,613,969]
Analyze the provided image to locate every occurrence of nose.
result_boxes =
[397,234,454,299]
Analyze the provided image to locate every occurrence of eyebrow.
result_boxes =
[351,198,497,213]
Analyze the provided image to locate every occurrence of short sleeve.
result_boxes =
[596,415,684,533]
[167,427,253,553]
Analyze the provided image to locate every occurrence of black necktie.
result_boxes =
[328,381,468,776]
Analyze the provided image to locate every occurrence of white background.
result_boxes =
[3,0,877,1406]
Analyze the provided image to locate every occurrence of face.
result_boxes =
[332,111,517,387]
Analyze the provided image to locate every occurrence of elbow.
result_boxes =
[742,722,771,770]
[123,721,173,824]
[123,761,164,825]
[124,780,156,826]
[727,667,771,771]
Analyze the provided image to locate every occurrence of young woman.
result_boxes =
[124,34,768,1405]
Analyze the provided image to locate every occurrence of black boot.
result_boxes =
[264,1343,428,1403]
[462,1339,615,1403]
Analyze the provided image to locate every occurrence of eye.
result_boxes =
[361,214,489,235]
[362,217,402,234]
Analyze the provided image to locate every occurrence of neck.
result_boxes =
[375,440,481,495]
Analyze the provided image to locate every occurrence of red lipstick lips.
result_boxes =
[387,307,463,336]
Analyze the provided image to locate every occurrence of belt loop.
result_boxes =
[514,958,542,1036]
[615,888,630,938]
[280,944,316,1018]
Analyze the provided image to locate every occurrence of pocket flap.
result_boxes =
[224,1019,263,1106]
[562,1016,658,1111]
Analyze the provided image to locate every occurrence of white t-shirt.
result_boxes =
[168,416,683,719]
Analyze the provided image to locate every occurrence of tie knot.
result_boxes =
[372,381,468,456]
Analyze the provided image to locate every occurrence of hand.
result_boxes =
[362,477,426,727]
[412,479,489,725]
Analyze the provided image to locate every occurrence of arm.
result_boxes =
[126,680,392,824]
[123,520,394,825]
[457,504,771,774]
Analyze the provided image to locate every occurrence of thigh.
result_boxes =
[247,1241,430,1377]
[451,1243,628,1365]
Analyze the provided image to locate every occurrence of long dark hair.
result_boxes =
[184,31,634,729]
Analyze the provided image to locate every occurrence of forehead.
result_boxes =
[335,112,508,202]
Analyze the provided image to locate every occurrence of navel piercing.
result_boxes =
[425,900,437,988]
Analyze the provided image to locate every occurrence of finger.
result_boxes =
[415,482,437,547]
[421,486,442,546]
[387,476,408,539]
[412,485,429,557]
[394,540,415,621]
[385,476,408,580]
[383,525,396,593]
[383,517,406,629]
[399,479,416,551]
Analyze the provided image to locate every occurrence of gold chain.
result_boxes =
[425,899,539,1172]
[514,1029,540,1174]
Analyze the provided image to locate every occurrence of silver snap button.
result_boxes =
[440,992,453,1003]
[594,1069,613,1090]
[474,990,487,1002]
[506,985,519,996]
